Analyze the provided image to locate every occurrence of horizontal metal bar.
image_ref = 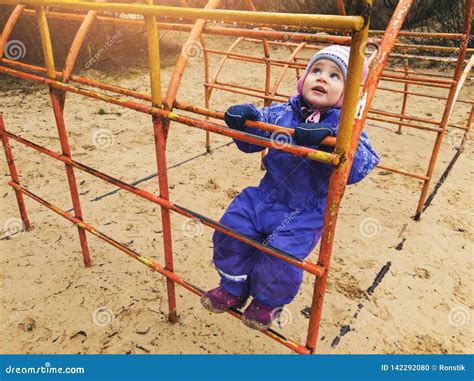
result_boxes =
[381,72,454,85]
[8,181,310,355]
[204,82,287,102]
[389,52,463,63]
[21,8,353,44]
[1,128,326,278]
[375,85,473,104]
[366,115,443,132]
[0,65,338,165]
[369,108,442,125]
[2,0,365,30]
[0,58,337,146]
[380,76,452,88]
[376,164,429,181]
[369,30,464,40]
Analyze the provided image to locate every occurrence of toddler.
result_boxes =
[201,45,380,331]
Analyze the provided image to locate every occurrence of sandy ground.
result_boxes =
[0,31,473,354]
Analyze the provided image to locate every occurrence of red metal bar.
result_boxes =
[415,0,473,219]
[0,115,32,231]
[9,181,310,355]
[0,57,341,146]
[49,88,92,267]
[380,76,452,89]
[0,128,325,278]
[376,164,429,181]
[35,7,92,267]
[375,85,473,105]
[366,115,442,133]
[0,65,338,165]
[459,104,473,151]
[369,108,442,126]
[381,72,453,85]
[152,116,177,322]
[397,50,409,133]
[305,0,413,354]
[62,10,97,83]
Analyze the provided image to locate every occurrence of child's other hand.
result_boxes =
[224,104,259,130]
[294,123,333,147]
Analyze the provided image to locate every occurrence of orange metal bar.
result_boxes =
[62,10,96,83]
[375,85,473,105]
[1,128,326,277]
[376,164,429,181]
[305,0,373,354]
[366,115,442,133]
[369,108,442,126]
[0,115,32,231]
[397,49,409,133]
[36,5,92,267]
[0,4,25,58]
[8,181,310,354]
[459,104,473,151]
[415,0,473,220]
[305,0,411,354]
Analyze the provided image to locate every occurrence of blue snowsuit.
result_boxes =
[213,95,380,307]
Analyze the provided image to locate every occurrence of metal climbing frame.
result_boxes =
[201,0,473,220]
[0,0,463,353]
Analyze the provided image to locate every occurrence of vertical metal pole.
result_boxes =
[0,115,32,231]
[459,104,473,152]
[305,0,372,353]
[36,6,92,267]
[415,0,473,220]
[397,49,409,134]
[144,0,177,322]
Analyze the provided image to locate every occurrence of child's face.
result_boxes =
[301,59,344,109]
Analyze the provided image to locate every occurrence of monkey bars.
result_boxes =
[0,0,471,354]
[201,1,473,220]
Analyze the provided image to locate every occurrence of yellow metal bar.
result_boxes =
[36,6,56,78]
[335,30,368,159]
[1,0,365,31]
[144,0,161,107]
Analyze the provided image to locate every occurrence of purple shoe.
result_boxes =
[200,286,247,314]
[242,300,282,331]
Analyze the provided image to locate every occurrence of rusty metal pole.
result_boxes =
[397,48,410,134]
[0,115,32,231]
[143,0,178,323]
[459,104,473,152]
[414,0,473,220]
[36,6,92,267]
[305,0,372,353]
[0,5,25,58]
